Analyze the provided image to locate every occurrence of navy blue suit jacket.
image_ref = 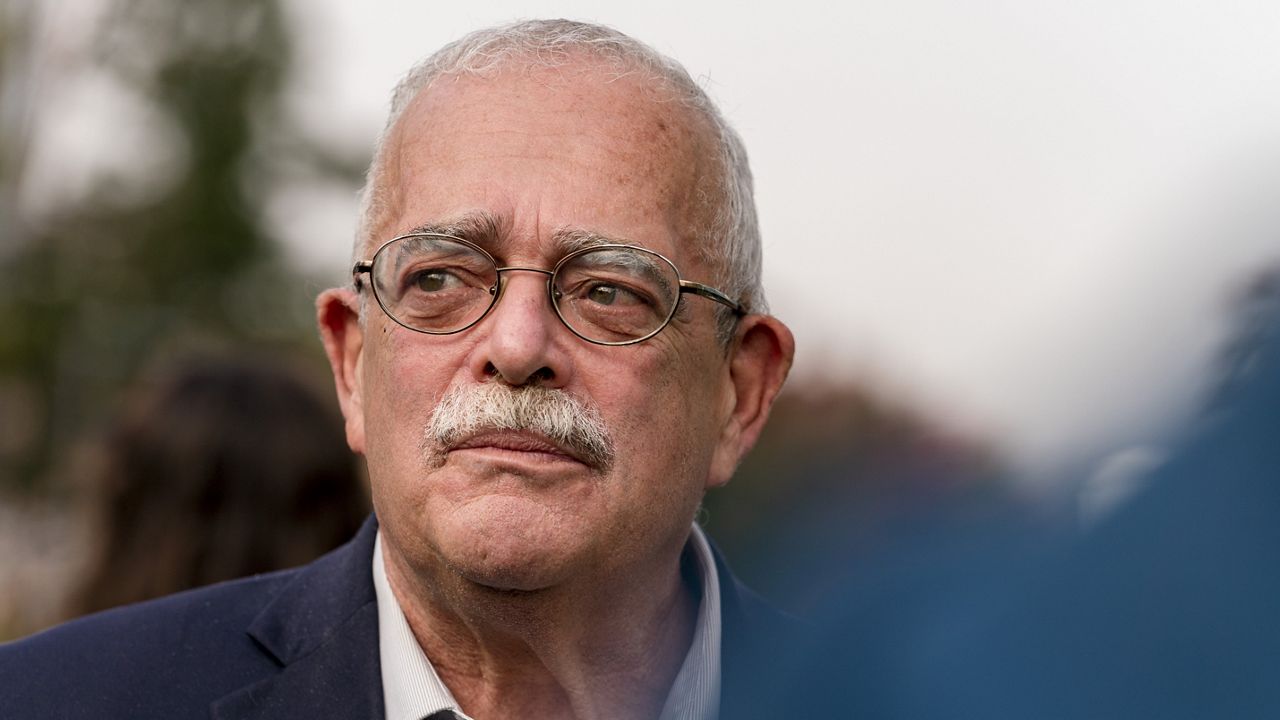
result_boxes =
[0,517,793,719]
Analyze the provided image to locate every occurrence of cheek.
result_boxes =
[601,366,718,552]
[593,345,724,481]
[360,328,458,468]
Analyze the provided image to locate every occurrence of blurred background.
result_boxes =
[2,0,1278,640]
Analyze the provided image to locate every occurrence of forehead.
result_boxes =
[375,59,720,266]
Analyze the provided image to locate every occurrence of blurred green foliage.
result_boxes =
[0,0,362,493]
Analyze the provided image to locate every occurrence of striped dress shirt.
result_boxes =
[373,526,723,720]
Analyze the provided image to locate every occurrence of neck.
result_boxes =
[383,534,700,720]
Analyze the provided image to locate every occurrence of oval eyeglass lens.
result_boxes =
[554,247,678,343]
[373,235,497,333]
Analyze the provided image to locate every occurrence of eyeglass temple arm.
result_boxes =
[679,281,745,315]
[352,261,373,289]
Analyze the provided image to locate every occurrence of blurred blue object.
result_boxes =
[754,301,1280,718]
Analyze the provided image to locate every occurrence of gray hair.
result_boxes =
[424,379,614,471]
[355,19,767,339]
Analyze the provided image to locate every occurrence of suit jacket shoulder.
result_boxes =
[0,518,384,720]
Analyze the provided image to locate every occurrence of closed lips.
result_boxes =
[452,430,583,462]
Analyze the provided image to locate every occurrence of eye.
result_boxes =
[583,282,646,307]
[411,268,463,293]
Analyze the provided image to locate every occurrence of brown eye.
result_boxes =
[413,269,456,293]
[584,283,645,307]
[587,285,617,305]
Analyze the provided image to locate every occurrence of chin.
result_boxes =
[434,495,594,592]
[443,543,577,594]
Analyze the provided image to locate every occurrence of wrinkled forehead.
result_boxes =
[369,58,723,266]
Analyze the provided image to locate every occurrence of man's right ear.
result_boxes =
[317,287,366,454]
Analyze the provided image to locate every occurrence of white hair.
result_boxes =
[354,19,766,339]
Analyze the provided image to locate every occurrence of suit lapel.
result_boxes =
[212,517,385,720]
[713,541,801,720]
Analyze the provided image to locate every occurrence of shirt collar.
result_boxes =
[373,531,472,720]
[373,526,722,720]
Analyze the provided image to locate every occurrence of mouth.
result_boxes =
[449,429,591,467]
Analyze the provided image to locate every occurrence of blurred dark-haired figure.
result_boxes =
[755,272,1280,718]
[68,354,368,617]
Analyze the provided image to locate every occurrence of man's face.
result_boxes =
[340,62,740,592]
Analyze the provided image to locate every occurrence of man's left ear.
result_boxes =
[707,314,795,488]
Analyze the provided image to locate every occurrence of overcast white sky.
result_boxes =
[22,0,1280,475]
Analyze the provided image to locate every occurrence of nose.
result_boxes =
[470,268,571,387]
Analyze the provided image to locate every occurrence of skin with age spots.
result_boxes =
[318,55,793,720]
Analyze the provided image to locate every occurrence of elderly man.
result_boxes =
[0,19,794,720]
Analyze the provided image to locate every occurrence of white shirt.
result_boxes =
[373,526,723,720]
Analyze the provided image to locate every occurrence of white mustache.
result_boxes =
[425,381,615,470]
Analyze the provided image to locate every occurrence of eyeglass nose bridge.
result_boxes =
[478,265,582,345]
[490,265,556,296]
[485,264,562,318]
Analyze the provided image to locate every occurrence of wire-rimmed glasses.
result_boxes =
[352,233,744,346]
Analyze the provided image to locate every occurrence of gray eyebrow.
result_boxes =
[404,211,505,252]
[552,230,677,298]
[399,221,651,265]
[551,228,632,255]
[387,233,486,276]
